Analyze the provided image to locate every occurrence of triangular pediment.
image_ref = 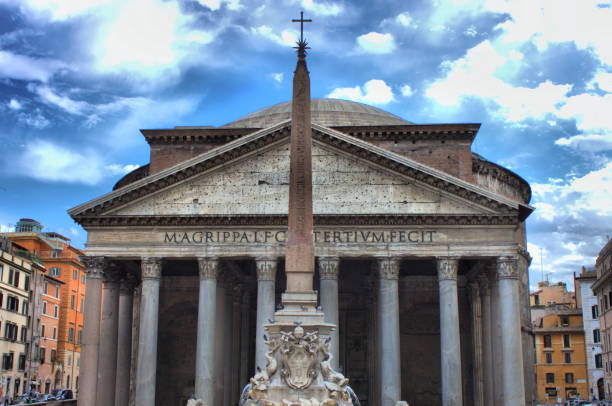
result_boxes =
[69,121,524,225]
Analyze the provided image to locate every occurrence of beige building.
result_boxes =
[530,280,576,307]
[0,238,35,398]
[592,238,612,398]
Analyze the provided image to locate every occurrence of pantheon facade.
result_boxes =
[70,98,535,406]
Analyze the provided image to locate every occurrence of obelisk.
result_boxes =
[285,21,315,296]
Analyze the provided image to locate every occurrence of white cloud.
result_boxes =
[464,25,478,37]
[17,109,50,129]
[555,134,612,153]
[592,71,612,92]
[30,84,150,127]
[0,50,66,82]
[527,162,612,283]
[3,0,113,21]
[8,99,22,110]
[426,40,571,122]
[197,0,242,11]
[19,139,139,184]
[93,0,215,75]
[396,12,413,27]
[356,32,396,54]
[270,73,284,83]
[327,79,396,105]
[301,0,342,16]
[400,84,414,97]
[557,93,612,134]
[252,25,298,47]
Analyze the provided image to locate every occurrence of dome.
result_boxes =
[222,98,411,128]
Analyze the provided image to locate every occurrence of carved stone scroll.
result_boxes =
[376,258,400,280]
[141,257,162,280]
[437,257,459,281]
[256,257,277,281]
[318,257,339,280]
[497,256,519,279]
[198,257,219,280]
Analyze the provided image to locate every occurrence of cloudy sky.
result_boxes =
[0,0,610,289]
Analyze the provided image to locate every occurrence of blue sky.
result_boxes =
[0,0,610,289]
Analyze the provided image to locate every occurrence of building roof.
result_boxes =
[222,98,411,128]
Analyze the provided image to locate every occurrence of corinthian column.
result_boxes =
[255,257,277,371]
[497,256,526,406]
[437,257,463,406]
[478,274,494,406]
[318,257,340,369]
[97,266,120,406]
[195,257,218,405]
[468,281,484,406]
[134,258,162,406]
[78,256,105,406]
[376,257,401,406]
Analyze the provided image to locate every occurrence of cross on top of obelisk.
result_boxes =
[292,11,312,55]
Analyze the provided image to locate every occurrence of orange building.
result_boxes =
[37,274,64,393]
[4,219,85,392]
[533,308,589,403]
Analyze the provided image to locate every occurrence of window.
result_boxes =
[12,271,19,288]
[545,387,557,398]
[44,282,48,295]
[4,323,17,341]
[2,353,13,370]
[68,327,74,343]
[49,267,60,277]
[545,352,553,364]
[50,350,56,363]
[564,334,571,347]
[54,285,59,298]
[77,329,82,344]
[79,297,84,313]
[52,328,56,340]
[73,270,78,280]
[21,301,28,315]
[81,274,86,284]
[565,352,572,363]
[8,268,13,285]
[53,305,58,318]
[546,373,554,383]
[39,348,45,364]
[7,296,19,312]
[609,291,612,309]
[565,373,574,384]
[591,305,599,319]
[596,354,603,368]
[70,295,75,310]
[42,301,47,315]
[41,325,45,338]
[544,335,552,347]
[560,316,569,326]
[67,355,72,366]
[0,292,3,307]
[595,329,601,343]
[534,295,540,305]
[20,327,27,342]
[17,354,25,370]
[0,264,3,281]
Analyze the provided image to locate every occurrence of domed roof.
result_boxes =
[222,98,410,128]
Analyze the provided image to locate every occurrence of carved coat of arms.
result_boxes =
[280,325,319,390]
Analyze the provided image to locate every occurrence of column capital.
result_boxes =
[141,257,162,280]
[198,257,219,280]
[80,256,106,280]
[255,257,277,281]
[437,257,459,281]
[318,257,340,280]
[497,256,519,279]
[376,257,400,280]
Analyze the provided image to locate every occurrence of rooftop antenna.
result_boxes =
[540,247,544,284]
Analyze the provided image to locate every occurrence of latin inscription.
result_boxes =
[163,230,436,244]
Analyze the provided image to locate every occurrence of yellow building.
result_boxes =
[534,309,589,403]
[530,281,576,307]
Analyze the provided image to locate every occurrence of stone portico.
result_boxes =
[70,99,535,406]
